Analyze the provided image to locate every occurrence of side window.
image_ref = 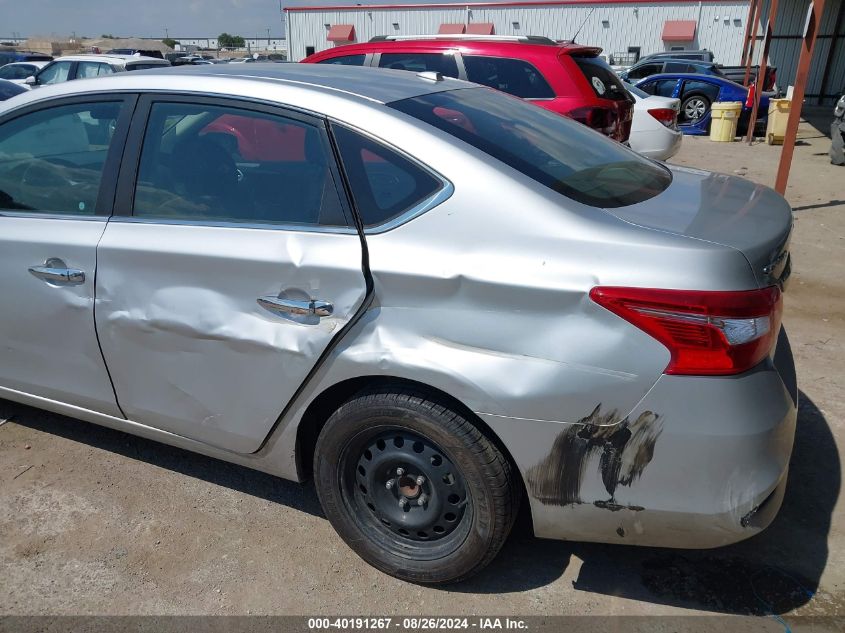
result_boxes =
[332,124,442,229]
[317,55,366,66]
[77,61,103,79]
[0,65,30,80]
[37,61,73,85]
[463,56,554,98]
[626,63,660,80]
[664,62,692,73]
[132,102,347,227]
[653,79,679,98]
[681,80,720,103]
[98,64,115,75]
[0,101,123,214]
[378,53,459,78]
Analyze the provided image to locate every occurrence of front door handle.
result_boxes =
[258,296,334,318]
[29,258,85,285]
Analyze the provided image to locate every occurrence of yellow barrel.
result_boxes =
[766,98,791,145]
[709,101,743,142]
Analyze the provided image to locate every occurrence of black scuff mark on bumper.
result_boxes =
[525,404,663,507]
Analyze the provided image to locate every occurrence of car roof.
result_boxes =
[635,58,715,66]
[6,63,469,107]
[310,37,599,56]
[4,60,49,67]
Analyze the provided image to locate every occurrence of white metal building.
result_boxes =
[284,0,844,102]
[285,0,751,62]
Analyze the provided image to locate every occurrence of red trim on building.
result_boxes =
[661,20,697,40]
[438,23,467,34]
[327,24,356,41]
[286,0,737,12]
[466,22,496,34]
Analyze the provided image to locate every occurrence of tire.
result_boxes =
[681,94,710,122]
[314,387,519,584]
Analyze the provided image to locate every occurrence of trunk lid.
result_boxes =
[605,165,793,289]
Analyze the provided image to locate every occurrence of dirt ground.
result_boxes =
[1,111,843,619]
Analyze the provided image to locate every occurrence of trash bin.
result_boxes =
[766,98,792,145]
[709,102,742,142]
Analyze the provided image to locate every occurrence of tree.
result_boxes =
[162,38,180,49]
[217,33,245,50]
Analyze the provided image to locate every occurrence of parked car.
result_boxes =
[106,48,165,60]
[26,55,171,88]
[624,81,682,160]
[303,35,635,142]
[636,73,771,135]
[623,53,777,92]
[638,50,715,64]
[0,61,49,85]
[621,59,726,83]
[0,50,53,67]
[0,64,796,584]
[831,92,845,165]
[0,78,26,101]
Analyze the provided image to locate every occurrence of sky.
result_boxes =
[0,0,461,39]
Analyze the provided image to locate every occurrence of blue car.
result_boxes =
[635,73,771,136]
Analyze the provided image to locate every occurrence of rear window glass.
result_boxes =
[573,56,630,101]
[463,56,554,99]
[390,88,671,208]
[378,53,459,78]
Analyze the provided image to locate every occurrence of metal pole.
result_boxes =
[746,0,778,143]
[817,0,844,104]
[740,0,758,65]
[775,0,827,194]
[744,0,762,85]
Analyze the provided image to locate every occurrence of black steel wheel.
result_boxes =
[314,387,519,584]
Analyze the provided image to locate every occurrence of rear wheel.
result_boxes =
[314,387,519,584]
[681,94,710,122]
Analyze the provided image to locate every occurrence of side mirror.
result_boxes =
[25,75,36,86]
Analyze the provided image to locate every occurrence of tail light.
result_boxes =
[589,286,783,375]
[567,106,617,137]
[647,107,677,128]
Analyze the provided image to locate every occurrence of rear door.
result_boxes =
[0,95,134,415]
[96,95,366,453]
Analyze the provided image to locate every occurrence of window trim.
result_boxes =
[113,93,355,233]
[327,119,453,234]
[0,92,138,218]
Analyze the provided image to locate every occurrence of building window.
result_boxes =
[602,19,610,28]
[512,21,520,30]
[392,22,400,30]
[306,46,316,56]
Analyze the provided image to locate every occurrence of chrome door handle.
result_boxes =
[29,259,85,285]
[258,296,334,317]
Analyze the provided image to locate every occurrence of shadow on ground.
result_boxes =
[1,390,838,611]
[0,400,324,519]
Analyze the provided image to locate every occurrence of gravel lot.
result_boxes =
[1,112,843,618]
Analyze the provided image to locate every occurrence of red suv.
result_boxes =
[302,35,634,142]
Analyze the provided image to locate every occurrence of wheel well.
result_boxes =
[296,376,522,490]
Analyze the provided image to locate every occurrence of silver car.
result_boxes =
[0,65,796,584]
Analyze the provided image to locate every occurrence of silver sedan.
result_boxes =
[0,64,796,584]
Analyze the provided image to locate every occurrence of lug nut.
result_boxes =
[399,497,408,508]
[416,475,426,486]
[385,479,394,490]
[417,494,427,506]
[396,467,405,476]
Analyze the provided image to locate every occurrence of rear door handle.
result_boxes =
[29,258,85,285]
[258,296,334,317]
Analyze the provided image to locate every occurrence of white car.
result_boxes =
[25,55,170,88]
[0,61,50,87]
[625,82,683,161]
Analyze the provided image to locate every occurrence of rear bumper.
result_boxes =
[480,328,797,548]
[630,126,683,161]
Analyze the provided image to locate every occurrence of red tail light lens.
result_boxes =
[589,286,783,375]
[647,107,677,128]
[567,106,617,137]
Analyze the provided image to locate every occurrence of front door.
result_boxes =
[95,96,366,454]
[0,97,133,416]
